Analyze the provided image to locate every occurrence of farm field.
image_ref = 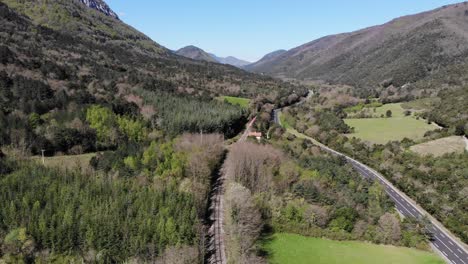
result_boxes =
[344,103,438,144]
[410,136,466,156]
[216,96,250,108]
[265,233,444,264]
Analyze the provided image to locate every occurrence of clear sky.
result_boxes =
[106,0,463,62]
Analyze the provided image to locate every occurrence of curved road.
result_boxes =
[273,109,468,264]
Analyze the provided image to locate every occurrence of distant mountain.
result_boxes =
[175,45,218,63]
[175,46,250,67]
[244,50,287,71]
[247,2,468,92]
[79,0,119,19]
[210,54,251,67]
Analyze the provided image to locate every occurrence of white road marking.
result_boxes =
[457,248,463,253]
[435,243,440,248]
[442,251,448,257]
[449,241,454,246]
[435,236,455,254]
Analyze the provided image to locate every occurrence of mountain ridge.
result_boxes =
[247,2,468,96]
[210,54,251,67]
[244,49,287,70]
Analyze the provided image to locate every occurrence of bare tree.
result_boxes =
[224,183,263,263]
[225,142,283,193]
[377,213,401,244]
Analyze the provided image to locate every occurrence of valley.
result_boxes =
[0,0,467,264]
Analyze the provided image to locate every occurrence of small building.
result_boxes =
[248,132,262,141]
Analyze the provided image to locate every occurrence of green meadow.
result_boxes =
[217,96,250,108]
[265,233,444,264]
[344,103,437,144]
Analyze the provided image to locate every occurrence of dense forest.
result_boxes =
[0,132,225,262]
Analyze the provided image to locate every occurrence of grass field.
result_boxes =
[31,153,96,171]
[345,103,437,144]
[410,136,466,157]
[216,96,250,108]
[265,233,444,264]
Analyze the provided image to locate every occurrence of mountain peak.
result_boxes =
[175,45,218,63]
[79,0,119,19]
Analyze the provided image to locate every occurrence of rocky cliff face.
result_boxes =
[79,0,119,19]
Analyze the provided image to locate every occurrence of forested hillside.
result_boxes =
[248,3,468,98]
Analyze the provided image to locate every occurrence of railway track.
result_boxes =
[206,117,256,264]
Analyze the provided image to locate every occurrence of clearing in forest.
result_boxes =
[216,96,250,109]
[31,153,96,171]
[344,103,437,144]
[410,136,466,156]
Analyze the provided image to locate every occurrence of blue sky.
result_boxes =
[106,0,463,62]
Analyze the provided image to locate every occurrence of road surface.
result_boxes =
[207,116,257,264]
[273,112,468,264]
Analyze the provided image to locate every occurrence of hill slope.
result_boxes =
[0,0,304,103]
[244,49,287,70]
[247,3,468,92]
[79,0,119,19]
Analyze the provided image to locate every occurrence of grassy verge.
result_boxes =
[216,96,250,109]
[264,233,444,264]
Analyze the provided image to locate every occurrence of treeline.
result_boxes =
[221,140,432,263]
[424,88,468,136]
